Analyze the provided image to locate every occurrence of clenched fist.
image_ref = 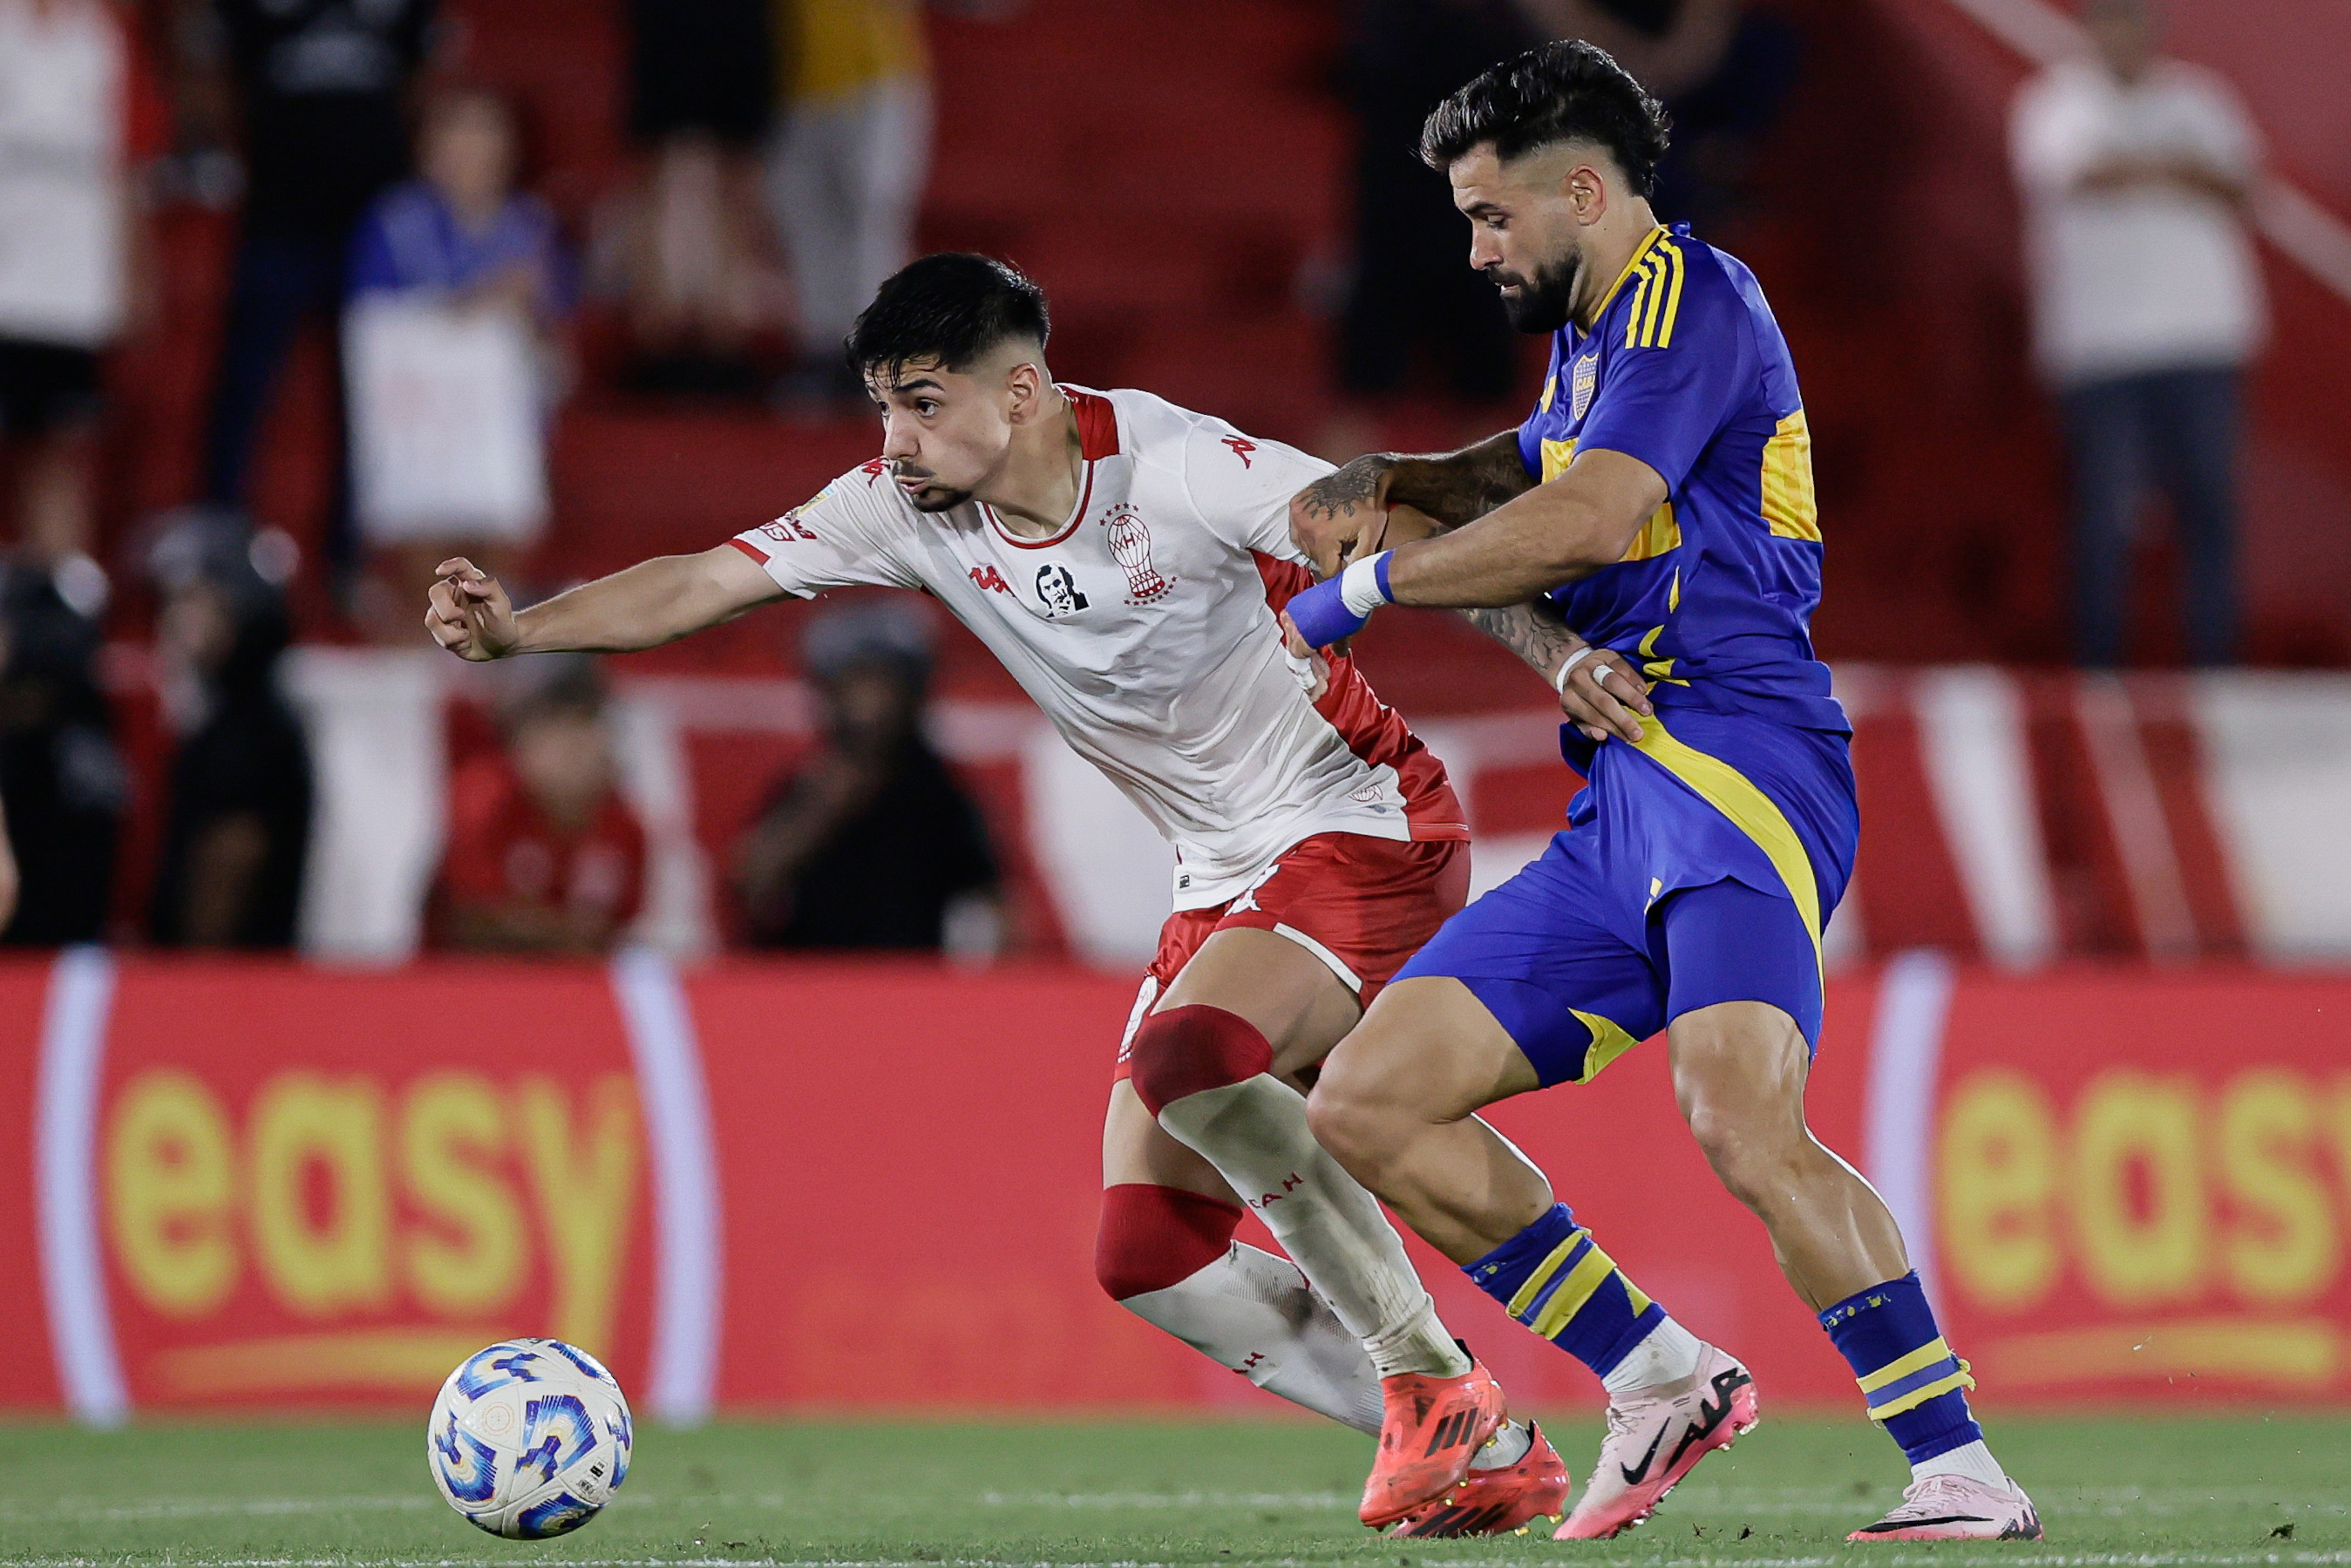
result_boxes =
[425,558,520,661]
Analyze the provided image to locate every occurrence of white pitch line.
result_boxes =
[0,1494,435,1523]
[9,1554,2344,1568]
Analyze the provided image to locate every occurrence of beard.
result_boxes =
[1490,248,1581,335]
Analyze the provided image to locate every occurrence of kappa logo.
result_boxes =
[1221,435,1257,467]
[1103,504,1175,602]
[1572,354,1600,419]
[1036,563,1089,616]
[968,564,1013,595]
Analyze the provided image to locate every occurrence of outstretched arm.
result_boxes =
[426,545,784,660]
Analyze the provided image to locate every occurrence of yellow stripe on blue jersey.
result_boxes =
[1598,226,1668,330]
[1622,237,1688,350]
[1539,436,1684,563]
[1512,221,1846,734]
[1761,409,1819,541]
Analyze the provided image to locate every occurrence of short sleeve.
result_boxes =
[727,471,920,597]
[1572,281,1754,493]
[1518,335,1565,479]
[1179,418,1335,564]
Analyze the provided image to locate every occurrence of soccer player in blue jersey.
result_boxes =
[1281,43,2040,1544]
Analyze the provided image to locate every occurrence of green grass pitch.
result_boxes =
[0,1415,2343,1567]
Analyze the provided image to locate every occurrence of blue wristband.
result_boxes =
[1285,575,1370,649]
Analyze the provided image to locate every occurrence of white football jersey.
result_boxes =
[730,385,1465,910]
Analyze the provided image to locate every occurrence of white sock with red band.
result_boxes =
[1126,1003,1471,1381]
[1156,1071,1470,1379]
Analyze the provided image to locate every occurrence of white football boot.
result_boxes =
[1553,1342,1758,1538]
[1847,1473,2043,1541]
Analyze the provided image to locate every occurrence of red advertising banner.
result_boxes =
[1926,968,2351,1406]
[2,954,2345,1419]
[3,956,662,1415]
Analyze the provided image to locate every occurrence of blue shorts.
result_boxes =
[1394,709,1857,1088]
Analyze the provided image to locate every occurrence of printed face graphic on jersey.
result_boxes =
[1036,563,1089,616]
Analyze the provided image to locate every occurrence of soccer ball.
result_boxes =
[427,1338,633,1538]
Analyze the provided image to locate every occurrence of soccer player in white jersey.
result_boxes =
[428,254,1646,1534]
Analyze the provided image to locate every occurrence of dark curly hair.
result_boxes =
[1419,40,1672,200]
[846,253,1051,380]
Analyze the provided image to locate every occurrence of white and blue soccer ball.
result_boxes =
[428,1338,633,1538]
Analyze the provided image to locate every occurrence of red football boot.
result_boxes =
[1358,1360,1508,1528]
[1391,1421,1573,1537]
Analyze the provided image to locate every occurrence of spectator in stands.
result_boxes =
[433,656,647,954]
[0,555,126,945]
[2011,0,2262,667]
[735,601,999,956]
[146,513,311,948]
[0,0,163,572]
[188,0,439,591]
[764,0,933,414]
[601,0,778,400]
[344,85,569,635]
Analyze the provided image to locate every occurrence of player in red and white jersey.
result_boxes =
[430,255,1641,1531]
[730,376,1458,915]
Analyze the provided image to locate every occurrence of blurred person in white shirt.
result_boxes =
[2010,0,2262,667]
[0,0,160,573]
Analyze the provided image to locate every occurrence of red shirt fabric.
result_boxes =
[433,757,647,943]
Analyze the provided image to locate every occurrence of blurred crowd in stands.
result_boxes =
[0,0,2280,956]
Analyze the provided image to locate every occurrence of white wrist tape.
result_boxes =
[1338,552,1393,616]
[1553,644,1596,694]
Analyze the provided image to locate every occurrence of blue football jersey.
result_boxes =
[1519,223,1847,733]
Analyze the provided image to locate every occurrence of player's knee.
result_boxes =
[1095,1183,1241,1301]
[1125,1005,1273,1118]
[1301,1056,1389,1176]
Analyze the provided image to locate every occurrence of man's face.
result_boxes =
[512,708,612,825]
[821,662,919,753]
[1450,143,1602,335]
[864,352,1031,512]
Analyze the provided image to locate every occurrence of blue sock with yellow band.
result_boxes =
[1464,1203,1667,1376]
[1819,1273,1981,1463]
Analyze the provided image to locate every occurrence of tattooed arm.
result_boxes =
[1462,594,1655,743]
[1288,431,1651,740]
[1288,431,1534,576]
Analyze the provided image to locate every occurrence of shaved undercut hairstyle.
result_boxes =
[846,253,1052,382]
[1419,40,1672,200]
